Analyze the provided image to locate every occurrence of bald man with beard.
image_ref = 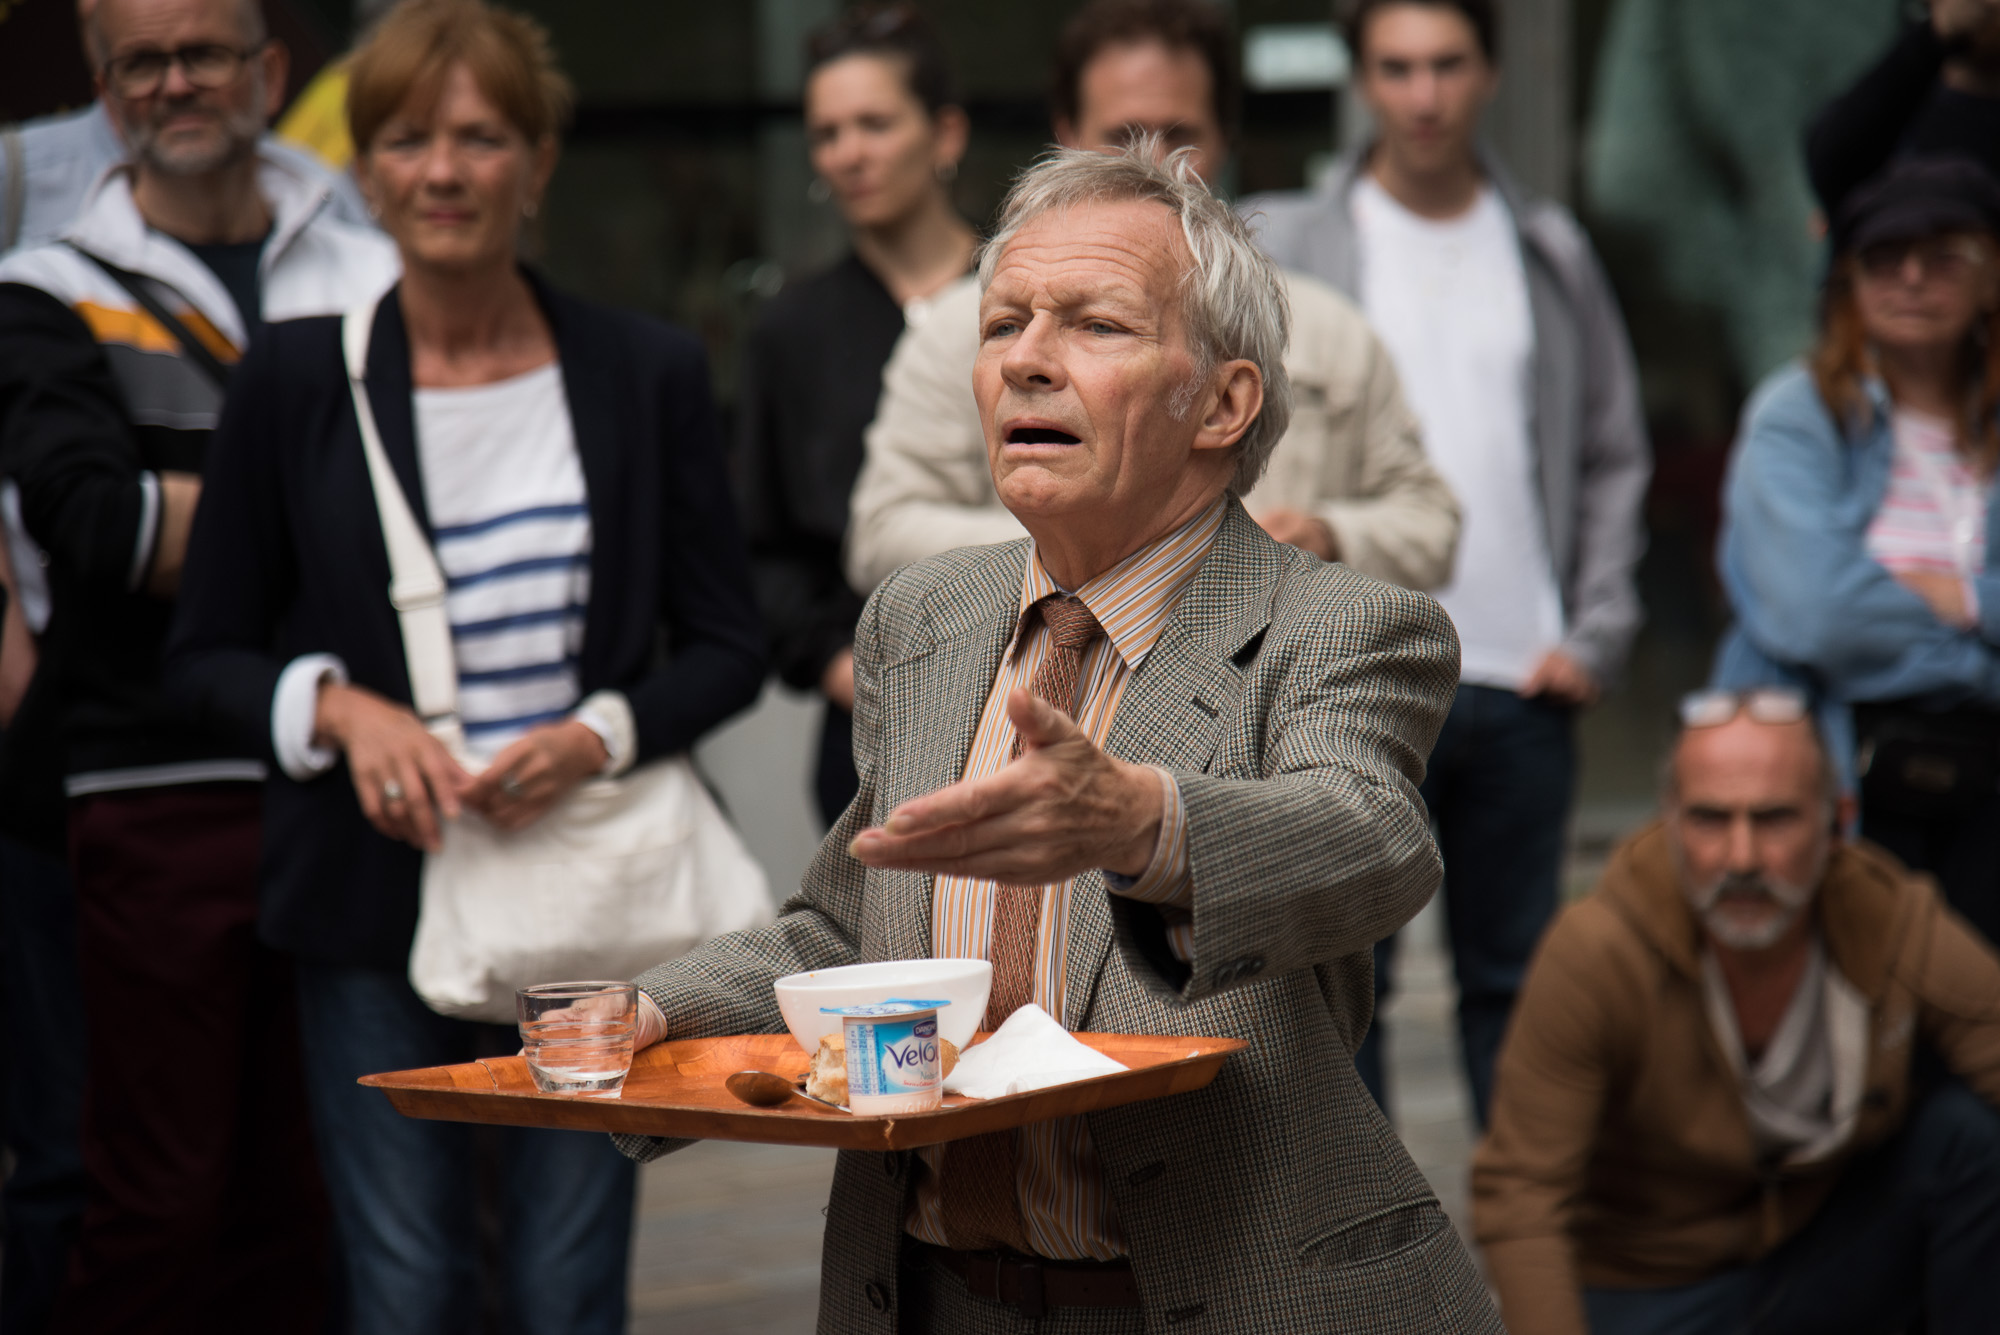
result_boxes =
[1474,689,2000,1335]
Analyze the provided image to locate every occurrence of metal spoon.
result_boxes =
[725,1069,846,1112]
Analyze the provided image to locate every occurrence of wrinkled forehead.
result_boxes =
[982,198,1192,312]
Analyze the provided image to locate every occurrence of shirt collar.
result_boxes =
[1014,497,1227,671]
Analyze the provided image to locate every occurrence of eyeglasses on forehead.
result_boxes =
[1677,688,1810,731]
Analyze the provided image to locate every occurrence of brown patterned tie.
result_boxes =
[937,594,1103,1253]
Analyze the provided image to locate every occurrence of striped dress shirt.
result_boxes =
[905,498,1223,1261]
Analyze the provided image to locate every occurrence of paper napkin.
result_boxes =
[944,1003,1127,1099]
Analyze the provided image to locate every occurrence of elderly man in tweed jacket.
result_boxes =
[619,143,1500,1334]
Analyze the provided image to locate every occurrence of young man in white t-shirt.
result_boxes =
[1248,0,1652,1125]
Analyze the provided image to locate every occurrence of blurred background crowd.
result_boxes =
[1,0,1999,1330]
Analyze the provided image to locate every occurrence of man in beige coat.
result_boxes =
[845,0,1457,596]
[1472,689,2000,1335]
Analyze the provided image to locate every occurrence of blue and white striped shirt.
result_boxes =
[414,363,591,758]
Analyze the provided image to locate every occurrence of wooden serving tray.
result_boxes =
[360,1031,1247,1151]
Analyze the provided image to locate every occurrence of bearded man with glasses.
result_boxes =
[0,0,395,1327]
[0,0,372,254]
[1471,688,2000,1335]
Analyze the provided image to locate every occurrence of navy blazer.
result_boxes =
[167,275,767,968]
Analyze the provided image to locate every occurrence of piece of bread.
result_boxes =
[806,1032,847,1105]
[805,1031,959,1106]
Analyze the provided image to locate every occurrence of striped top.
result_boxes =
[413,363,592,759]
[1865,408,1991,595]
[905,498,1223,1261]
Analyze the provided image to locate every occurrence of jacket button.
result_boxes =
[1241,956,1265,977]
[864,1280,890,1313]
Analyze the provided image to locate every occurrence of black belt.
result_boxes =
[917,1242,1141,1317]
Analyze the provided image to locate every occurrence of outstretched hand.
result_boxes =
[848,687,1163,886]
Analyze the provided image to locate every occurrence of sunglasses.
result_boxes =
[1678,688,1810,730]
[1855,235,1988,284]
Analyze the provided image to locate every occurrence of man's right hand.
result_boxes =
[314,681,473,853]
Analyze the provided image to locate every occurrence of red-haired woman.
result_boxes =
[1716,155,2000,944]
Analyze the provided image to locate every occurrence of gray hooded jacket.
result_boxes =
[1244,149,1651,684]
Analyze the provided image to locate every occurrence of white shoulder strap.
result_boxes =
[343,298,462,737]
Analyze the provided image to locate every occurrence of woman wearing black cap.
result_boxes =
[1715,154,2000,944]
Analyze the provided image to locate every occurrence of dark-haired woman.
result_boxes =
[1716,155,2000,944]
[735,3,975,826]
[166,1,765,1327]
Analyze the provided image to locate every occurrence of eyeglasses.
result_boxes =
[1678,688,1810,730]
[1855,235,1989,284]
[101,43,262,100]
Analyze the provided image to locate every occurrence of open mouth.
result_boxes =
[1007,427,1081,445]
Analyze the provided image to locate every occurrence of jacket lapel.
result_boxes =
[1065,501,1283,1026]
[877,546,1026,963]
[535,276,625,684]
[363,289,433,538]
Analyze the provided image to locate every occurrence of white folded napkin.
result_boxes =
[944,1003,1127,1099]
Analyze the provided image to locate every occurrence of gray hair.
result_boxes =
[976,139,1293,495]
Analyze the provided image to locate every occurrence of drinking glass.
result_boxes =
[516,981,639,1097]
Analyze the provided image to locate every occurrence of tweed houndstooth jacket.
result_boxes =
[620,498,1503,1333]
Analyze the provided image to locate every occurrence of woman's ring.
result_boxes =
[382,779,405,805]
[500,773,525,800]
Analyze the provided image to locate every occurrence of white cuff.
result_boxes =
[635,990,668,1050]
[129,471,161,591]
[272,653,349,781]
[573,689,636,777]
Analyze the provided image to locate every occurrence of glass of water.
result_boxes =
[517,981,639,1097]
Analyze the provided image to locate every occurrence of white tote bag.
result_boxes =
[342,300,773,1024]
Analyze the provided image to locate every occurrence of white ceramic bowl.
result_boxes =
[773,958,991,1052]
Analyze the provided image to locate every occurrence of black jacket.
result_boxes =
[0,281,255,793]
[167,275,767,967]
[732,253,905,691]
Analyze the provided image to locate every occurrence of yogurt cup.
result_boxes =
[820,999,952,1114]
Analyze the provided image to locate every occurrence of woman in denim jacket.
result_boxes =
[1716,155,2000,944]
